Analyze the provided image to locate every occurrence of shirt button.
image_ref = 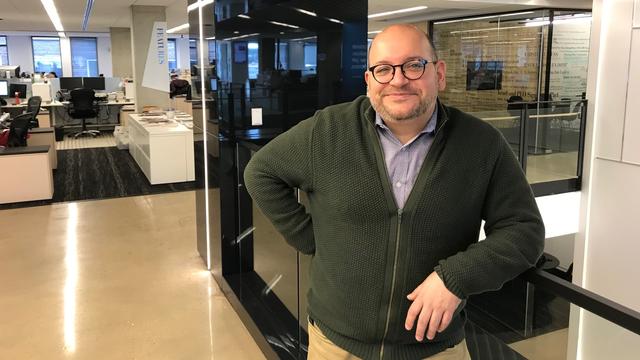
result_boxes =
[395,182,402,188]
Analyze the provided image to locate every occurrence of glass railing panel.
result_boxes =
[466,267,640,360]
[252,202,300,320]
[525,101,585,184]
[470,109,523,161]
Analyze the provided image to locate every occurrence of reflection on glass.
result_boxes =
[64,203,79,353]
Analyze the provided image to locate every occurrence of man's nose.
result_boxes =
[389,68,410,87]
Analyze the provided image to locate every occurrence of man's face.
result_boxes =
[365,27,446,123]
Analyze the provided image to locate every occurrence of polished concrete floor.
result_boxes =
[0,191,265,360]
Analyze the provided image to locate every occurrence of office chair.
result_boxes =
[68,88,100,138]
[6,112,33,147]
[25,96,42,128]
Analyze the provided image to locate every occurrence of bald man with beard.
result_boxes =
[245,24,544,359]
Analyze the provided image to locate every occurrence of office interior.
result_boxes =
[1,0,639,359]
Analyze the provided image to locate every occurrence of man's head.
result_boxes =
[365,24,446,123]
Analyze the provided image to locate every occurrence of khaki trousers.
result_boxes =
[308,321,471,360]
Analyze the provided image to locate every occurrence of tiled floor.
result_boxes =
[0,191,265,360]
[56,132,116,150]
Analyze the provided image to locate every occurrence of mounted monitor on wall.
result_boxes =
[466,61,503,91]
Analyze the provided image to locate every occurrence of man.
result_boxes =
[169,73,190,98]
[244,24,544,359]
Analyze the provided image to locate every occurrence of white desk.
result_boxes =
[127,113,195,185]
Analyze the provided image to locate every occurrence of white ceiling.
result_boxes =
[0,0,591,34]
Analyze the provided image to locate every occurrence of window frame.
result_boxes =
[31,36,63,76]
[70,37,99,77]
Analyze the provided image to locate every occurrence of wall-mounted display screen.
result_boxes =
[466,61,503,91]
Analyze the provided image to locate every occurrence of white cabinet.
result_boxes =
[127,114,195,185]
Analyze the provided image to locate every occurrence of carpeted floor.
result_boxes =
[0,147,198,210]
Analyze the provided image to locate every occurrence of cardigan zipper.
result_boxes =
[380,208,403,360]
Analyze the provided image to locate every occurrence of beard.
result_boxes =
[369,88,433,122]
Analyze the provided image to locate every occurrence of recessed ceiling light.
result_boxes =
[269,21,299,29]
[368,6,427,19]
[167,23,189,33]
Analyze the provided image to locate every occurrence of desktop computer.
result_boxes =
[9,83,27,98]
[83,77,105,91]
[59,77,83,90]
[32,82,52,102]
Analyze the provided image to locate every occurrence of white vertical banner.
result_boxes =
[142,21,169,92]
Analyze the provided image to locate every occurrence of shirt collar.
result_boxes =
[375,107,438,136]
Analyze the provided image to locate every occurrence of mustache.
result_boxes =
[380,88,418,97]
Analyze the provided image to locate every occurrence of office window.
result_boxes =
[303,42,317,75]
[276,42,288,70]
[168,38,177,70]
[189,39,198,66]
[32,37,62,76]
[248,42,259,79]
[71,37,98,77]
[0,36,8,66]
[208,40,216,65]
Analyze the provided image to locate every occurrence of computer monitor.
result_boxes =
[0,80,8,96]
[9,83,27,98]
[59,77,83,90]
[83,77,105,91]
[210,78,217,91]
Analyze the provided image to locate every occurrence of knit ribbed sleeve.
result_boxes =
[244,117,316,254]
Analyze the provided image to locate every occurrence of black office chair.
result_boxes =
[68,88,100,138]
[6,112,32,147]
[25,96,42,128]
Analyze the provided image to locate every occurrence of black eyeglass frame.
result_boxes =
[367,58,437,84]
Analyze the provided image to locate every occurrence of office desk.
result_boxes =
[0,145,53,204]
[127,113,194,185]
[28,127,57,169]
[2,100,135,129]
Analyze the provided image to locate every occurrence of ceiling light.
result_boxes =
[434,11,534,25]
[40,0,65,33]
[269,21,299,29]
[327,17,343,24]
[205,36,215,40]
[294,8,317,17]
[188,0,214,12]
[81,0,95,31]
[367,30,381,34]
[290,36,317,42]
[238,14,251,19]
[525,20,550,27]
[221,32,260,41]
[368,6,427,19]
[167,23,189,33]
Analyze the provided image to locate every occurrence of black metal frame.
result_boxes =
[520,268,640,335]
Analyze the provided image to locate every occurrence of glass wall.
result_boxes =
[32,37,62,75]
[432,10,591,187]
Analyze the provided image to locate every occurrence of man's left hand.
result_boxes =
[405,272,461,341]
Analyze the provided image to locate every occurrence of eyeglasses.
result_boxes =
[368,59,436,84]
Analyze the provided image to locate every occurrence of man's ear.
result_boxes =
[436,60,447,91]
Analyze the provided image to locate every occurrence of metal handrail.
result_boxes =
[520,268,640,335]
